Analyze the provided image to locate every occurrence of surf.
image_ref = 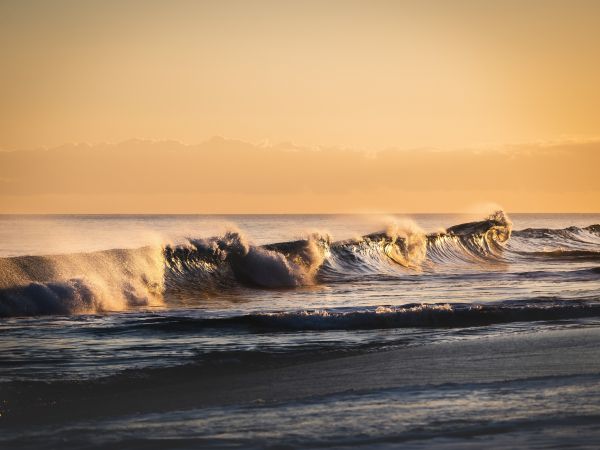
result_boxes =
[1,211,599,318]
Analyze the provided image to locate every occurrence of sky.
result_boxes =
[0,0,599,213]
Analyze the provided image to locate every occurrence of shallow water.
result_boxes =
[1,213,600,448]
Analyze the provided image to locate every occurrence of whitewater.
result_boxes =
[1,212,600,449]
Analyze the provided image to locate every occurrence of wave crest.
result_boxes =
[0,247,164,317]
[6,211,600,319]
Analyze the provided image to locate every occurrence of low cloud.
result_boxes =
[1,137,599,213]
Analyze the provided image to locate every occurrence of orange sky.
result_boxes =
[0,1,599,212]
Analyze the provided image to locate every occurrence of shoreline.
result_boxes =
[3,325,600,428]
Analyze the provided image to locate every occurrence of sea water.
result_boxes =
[1,213,600,448]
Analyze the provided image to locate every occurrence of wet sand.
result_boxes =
[3,326,600,429]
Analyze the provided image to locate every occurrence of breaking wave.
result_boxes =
[97,299,600,332]
[1,211,599,318]
[0,247,165,317]
[508,224,600,261]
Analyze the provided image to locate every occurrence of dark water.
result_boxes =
[1,212,600,448]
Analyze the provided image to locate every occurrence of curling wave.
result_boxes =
[2,211,599,318]
[508,224,600,261]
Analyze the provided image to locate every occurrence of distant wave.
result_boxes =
[2,211,599,318]
[513,224,600,239]
[509,224,600,261]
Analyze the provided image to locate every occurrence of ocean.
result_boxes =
[1,212,600,449]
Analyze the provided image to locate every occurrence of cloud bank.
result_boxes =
[1,138,598,213]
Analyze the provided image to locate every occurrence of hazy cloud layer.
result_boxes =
[1,138,598,213]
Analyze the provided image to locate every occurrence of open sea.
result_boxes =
[1,212,600,449]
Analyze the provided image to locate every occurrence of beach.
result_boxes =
[3,326,600,448]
